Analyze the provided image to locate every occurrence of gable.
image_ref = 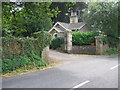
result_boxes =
[56,24,67,32]
[49,22,90,33]
[49,22,71,33]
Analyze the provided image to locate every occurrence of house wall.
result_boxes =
[50,24,65,38]
[57,32,64,37]
[50,29,58,37]
[50,29,64,38]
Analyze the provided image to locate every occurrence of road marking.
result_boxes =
[110,64,120,70]
[72,80,90,89]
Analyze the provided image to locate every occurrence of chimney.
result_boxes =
[70,11,78,23]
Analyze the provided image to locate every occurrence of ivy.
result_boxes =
[2,31,51,73]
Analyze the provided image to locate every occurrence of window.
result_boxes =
[55,34,57,37]
[72,29,76,31]
[53,33,58,38]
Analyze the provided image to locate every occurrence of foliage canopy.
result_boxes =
[82,2,119,47]
[2,2,60,37]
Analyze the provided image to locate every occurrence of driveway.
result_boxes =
[2,50,119,89]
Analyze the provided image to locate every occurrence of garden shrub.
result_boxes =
[2,31,51,73]
[105,48,119,55]
[50,37,64,50]
[72,31,96,45]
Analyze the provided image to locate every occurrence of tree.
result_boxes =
[2,2,60,37]
[82,2,119,47]
[71,2,88,22]
[50,2,75,23]
[50,2,87,23]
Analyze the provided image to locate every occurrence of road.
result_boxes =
[2,50,119,89]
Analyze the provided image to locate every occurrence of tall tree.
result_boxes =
[50,2,75,23]
[2,2,60,37]
[82,2,119,47]
[50,2,87,23]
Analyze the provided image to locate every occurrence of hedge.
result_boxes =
[72,31,96,45]
[50,37,64,50]
[2,31,51,73]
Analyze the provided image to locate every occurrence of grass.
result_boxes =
[2,64,56,78]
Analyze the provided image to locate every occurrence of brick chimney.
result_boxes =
[70,11,78,23]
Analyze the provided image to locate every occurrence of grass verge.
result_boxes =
[2,63,56,78]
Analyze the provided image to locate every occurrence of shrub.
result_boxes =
[2,31,51,73]
[50,37,64,50]
[72,31,96,45]
[105,48,119,55]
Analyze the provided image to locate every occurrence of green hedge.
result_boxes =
[105,48,119,55]
[2,31,51,73]
[72,31,96,45]
[50,37,64,50]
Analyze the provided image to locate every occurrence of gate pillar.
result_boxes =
[64,31,72,53]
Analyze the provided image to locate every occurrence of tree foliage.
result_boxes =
[50,2,87,23]
[50,2,75,23]
[2,2,60,37]
[82,2,119,47]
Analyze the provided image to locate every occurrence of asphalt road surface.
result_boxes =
[2,50,119,89]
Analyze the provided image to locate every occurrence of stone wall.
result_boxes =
[72,45,96,55]
[41,46,49,63]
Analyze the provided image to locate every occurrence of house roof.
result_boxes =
[58,22,86,30]
[69,22,86,30]
[53,27,64,32]
[49,21,87,33]
[57,22,70,29]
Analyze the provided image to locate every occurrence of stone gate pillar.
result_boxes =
[64,31,72,53]
[95,36,109,55]
[95,36,103,55]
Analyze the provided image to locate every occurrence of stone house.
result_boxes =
[49,12,91,38]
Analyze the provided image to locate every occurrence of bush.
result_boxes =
[99,35,119,48]
[2,31,51,73]
[105,48,119,55]
[50,37,64,50]
[72,31,96,45]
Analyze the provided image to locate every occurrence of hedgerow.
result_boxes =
[72,31,96,45]
[2,31,51,73]
[50,37,64,50]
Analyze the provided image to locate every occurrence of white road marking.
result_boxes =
[110,64,120,70]
[72,80,90,89]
